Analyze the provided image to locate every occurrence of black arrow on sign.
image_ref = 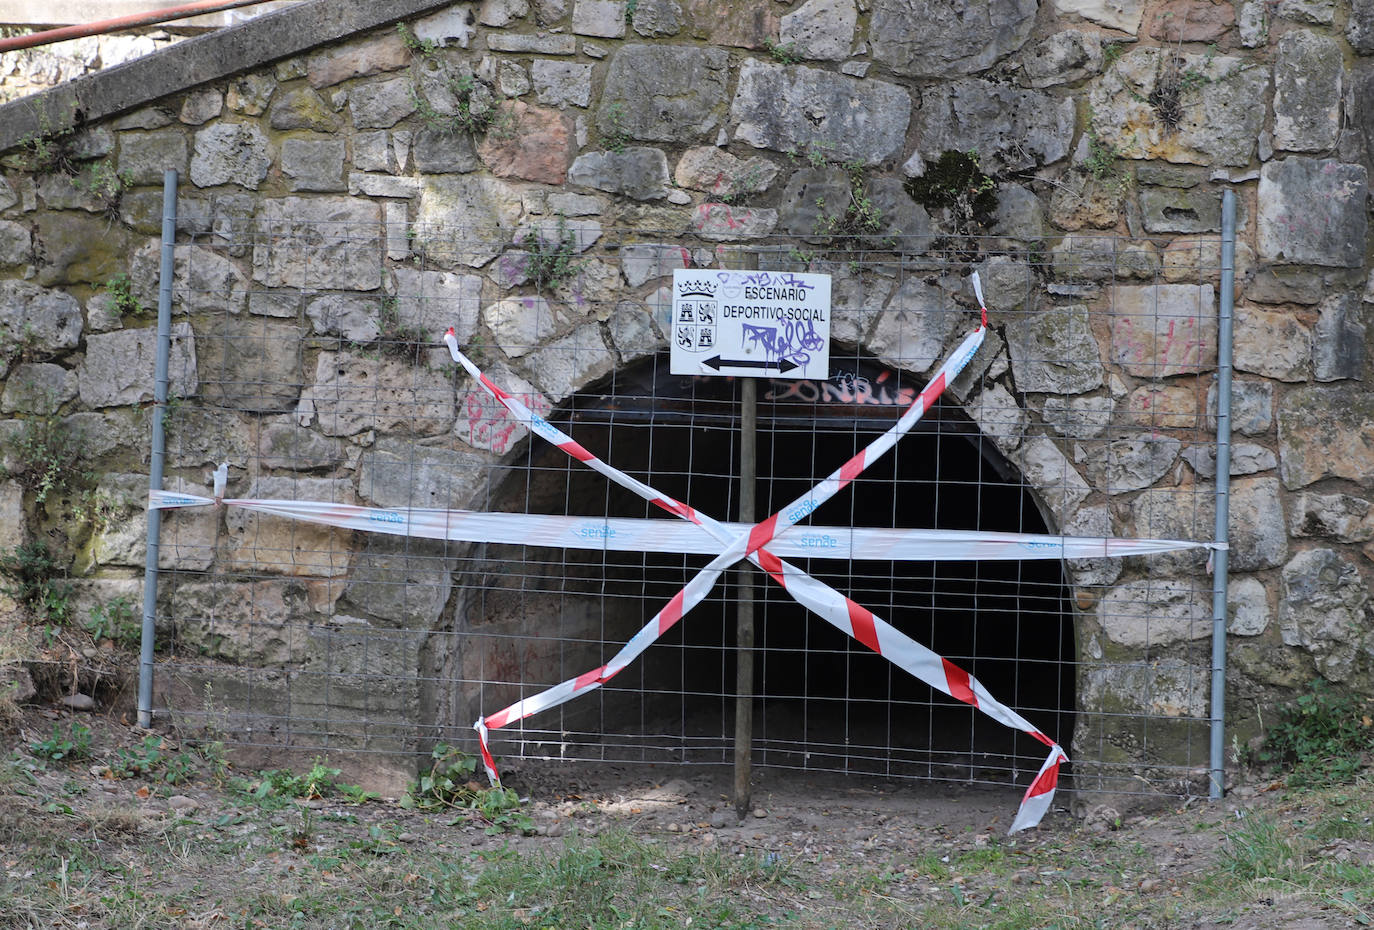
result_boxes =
[703,356,800,374]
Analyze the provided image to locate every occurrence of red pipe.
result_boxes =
[0,0,286,53]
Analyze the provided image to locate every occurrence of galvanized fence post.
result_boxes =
[137,169,178,729]
[1208,189,1237,798]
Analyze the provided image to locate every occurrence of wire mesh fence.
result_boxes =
[144,200,1229,802]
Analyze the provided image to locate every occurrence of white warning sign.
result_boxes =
[670,269,831,379]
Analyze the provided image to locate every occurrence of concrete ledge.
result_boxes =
[0,0,453,153]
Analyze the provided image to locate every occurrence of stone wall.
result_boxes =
[0,0,1371,793]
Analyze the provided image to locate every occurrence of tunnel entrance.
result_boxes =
[461,353,1074,789]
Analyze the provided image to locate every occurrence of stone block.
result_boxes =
[306,32,410,88]
[1280,549,1370,682]
[1313,294,1365,382]
[1229,476,1288,571]
[573,0,627,36]
[1042,394,1114,439]
[190,123,271,190]
[866,280,962,377]
[598,45,728,143]
[171,579,315,666]
[78,323,197,408]
[674,147,779,199]
[252,197,382,290]
[269,88,341,131]
[913,80,1074,174]
[1021,30,1104,88]
[690,204,778,240]
[258,420,348,471]
[338,535,456,629]
[1051,235,1120,280]
[412,128,479,174]
[1350,0,1374,52]
[1207,378,1272,436]
[454,362,552,455]
[1228,576,1270,636]
[531,60,593,108]
[521,323,616,401]
[224,477,353,577]
[1102,435,1180,494]
[391,267,482,346]
[1131,487,1214,574]
[1088,47,1268,167]
[1257,158,1368,268]
[0,363,76,415]
[1054,0,1144,33]
[607,300,665,362]
[478,102,574,184]
[1100,578,1211,647]
[731,60,910,166]
[0,220,28,268]
[1013,436,1091,522]
[1273,30,1342,152]
[780,0,857,60]
[357,437,492,511]
[297,351,455,438]
[195,318,304,414]
[1005,304,1104,395]
[484,295,558,356]
[116,130,189,186]
[1147,0,1234,40]
[1233,306,1311,381]
[678,0,778,47]
[34,213,136,287]
[631,0,682,35]
[1290,491,1374,542]
[0,280,82,360]
[621,243,692,287]
[1181,442,1277,478]
[281,136,346,192]
[350,78,417,129]
[1123,385,1197,429]
[1109,284,1217,377]
[414,176,520,269]
[1278,383,1374,489]
[870,0,1037,76]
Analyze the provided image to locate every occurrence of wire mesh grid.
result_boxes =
[148,210,1228,801]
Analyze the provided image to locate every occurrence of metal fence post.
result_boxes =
[1208,190,1236,798]
[137,169,178,729]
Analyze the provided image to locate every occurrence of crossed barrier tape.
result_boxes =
[147,275,1219,832]
[438,273,1080,833]
[148,491,1221,563]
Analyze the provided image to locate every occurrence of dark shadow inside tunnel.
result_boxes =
[460,353,1074,788]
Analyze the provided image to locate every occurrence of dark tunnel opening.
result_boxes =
[465,354,1075,789]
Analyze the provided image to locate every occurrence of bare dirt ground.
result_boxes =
[3,701,1373,929]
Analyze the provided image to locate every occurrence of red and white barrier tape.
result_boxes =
[149,491,1221,562]
[442,273,1067,832]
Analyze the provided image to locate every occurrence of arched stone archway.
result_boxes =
[443,346,1078,788]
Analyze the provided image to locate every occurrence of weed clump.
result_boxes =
[904,150,998,234]
[0,541,74,624]
[1260,680,1374,787]
[520,215,584,293]
[401,743,533,834]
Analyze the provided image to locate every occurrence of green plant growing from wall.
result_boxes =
[0,541,74,625]
[521,215,584,293]
[599,103,630,154]
[1,414,90,507]
[84,596,140,650]
[399,22,507,139]
[376,297,429,366]
[904,149,999,236]
[102,273,145,317]
[74,162,133,221]
[764,38,801,64]
[9,104,80,177]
